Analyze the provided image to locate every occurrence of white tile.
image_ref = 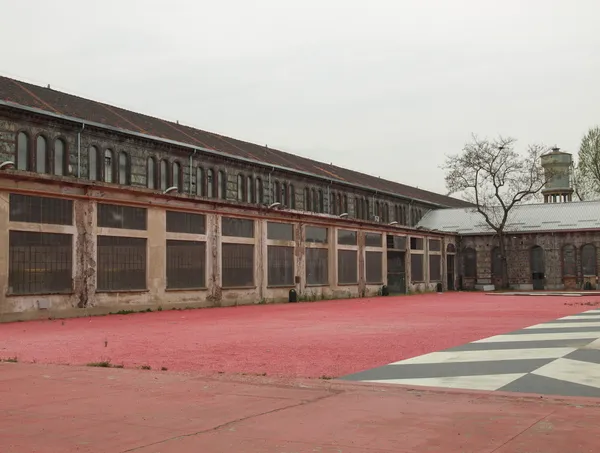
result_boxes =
[391,348,575,365]
[525,322,600,329]
[583,338,600,350]
[362,374,526,391]
[474,331,600,343]
[532,358,600,389]
[559,314,600,321]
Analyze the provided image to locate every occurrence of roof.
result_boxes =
[0,75,471,208]
[417,201,600,235]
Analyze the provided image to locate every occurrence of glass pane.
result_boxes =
[166,211,206,234]
[255,178,262,203]
[36,136,47,173]
[563,245,576,276]
[366,251,383,283]
[411,254,424,281]
[338,250,357,284]
[97,203,147,230]
[306,248,328,285]
[196,167,204,196]
[160,160,168,190]
[104,150,113,183]
[267,222,294,241]
[410,237,424,250]
[222,217,254,238]
[582,244,596,276]
[172,162,180,190]
[207,169,214,198]
[147,158,155,189]
[428,239,441,252]
[222,243,254,287]
[97,236,147,291]
[337,229,357,246]
[365,233,382,247]
[267,246,294,286]
[237,175,244,201]
[218,171,225,199]
[246,176,253,202]
[429,255,441,281]
[119,153,127,185]
[166,240,206,289]
[89,146,97,180]
[305,226,327,243]
[54,139,64,176]
[17,132,28,170]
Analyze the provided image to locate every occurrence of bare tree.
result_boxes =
[443,135,551,289]
[576,126,600,200]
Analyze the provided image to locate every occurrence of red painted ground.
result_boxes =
[2,363,600,453]
[0,293,597,378]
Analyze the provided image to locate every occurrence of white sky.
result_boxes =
[3,0,600,194]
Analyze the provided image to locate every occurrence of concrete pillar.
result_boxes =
[0,191,8,319]
[147,207,166,303]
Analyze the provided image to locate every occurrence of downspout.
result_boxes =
[76,123,85,177]
[189,149,197,195]
[268,166,275,204]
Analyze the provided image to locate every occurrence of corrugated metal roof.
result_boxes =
[0,75,472,208]
[417,201,600,235]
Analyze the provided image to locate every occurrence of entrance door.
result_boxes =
[446,254,455,290]
[531,246,545,290]
[387,251,406,294]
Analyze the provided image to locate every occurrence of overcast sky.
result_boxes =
[4,0,600,195]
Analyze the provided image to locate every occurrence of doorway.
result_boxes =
[446,243,456,290]
[530,246,545,290]
[387,251,406,294]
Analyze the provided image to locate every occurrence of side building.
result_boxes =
[0,76,468,321]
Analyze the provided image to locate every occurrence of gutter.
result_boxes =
[0,100,459,209]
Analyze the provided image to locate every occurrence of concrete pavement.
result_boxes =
[1,363,599,453]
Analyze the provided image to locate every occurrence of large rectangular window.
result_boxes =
[97,236,147,291]
[222,243,254,287]
[9,194,73,225]
[267,246,294,286]
[267,222,294,241]
[166,240,206,289]
[429,255,442,281]
[166,211,206,234]
[366,251,383,284]
[337,229,357,245]
[338,250,358,284]
[387,235,406,250]
[410,237,424,250]
[97,204,147,230]
[306,248,328,285]
[428,239,441,252]
[411,254,424,281]
[305,226,328,244]
[365,233,382,248]
[8,231,72,295]
[222,217,254,238]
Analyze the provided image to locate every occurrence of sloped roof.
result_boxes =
[0,75,471,208]
[417,201,600,235]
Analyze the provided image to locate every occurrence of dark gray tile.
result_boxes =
[341,359,553,382]
[445,338,596,352]
[507,326,600,335]
[562,311,600,317]
[498,373,600,398]
[545,317,600,324]
[564,349,600,365]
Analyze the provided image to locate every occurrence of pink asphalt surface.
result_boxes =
[0,293,597,378]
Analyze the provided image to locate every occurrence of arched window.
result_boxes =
[312,189,318,212]
[160,160,169,190]
[196,167,204,196]
[119,152,129,185]
[172,161,181,191]
[356,197,362,219]
[273,181,280,203]
[343,194,348,214]
[54,138,65,176]
[237,174,244,201]
[16,131,30,170]
[318,189,324,213]
[281,183,287,206]
[375,201,380,218]
[337,194,342,215]
[207,169,214,198]
[562,244,576,276]
[331,192,337,215]
[530,246,545,275]
[255,177,263,203]
[88,145,98,180]
[463,247,477,278]
[365,199,369,219]
[147,157,156,189]
[36,136,47,173]
[104,149,114,183]
[218,170,226,199]
[446,243,456,254]
[304,188,311,211]
[582,244,597,276]
[289,185,295,209]
[246,176,253,203]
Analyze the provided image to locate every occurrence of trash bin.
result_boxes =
[436,282,443,293]
[381,285,389,296]
[289,289,297,302]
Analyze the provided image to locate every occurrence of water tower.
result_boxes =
[541,147,574,203]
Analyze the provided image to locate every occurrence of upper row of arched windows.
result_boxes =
[16,131,67,176]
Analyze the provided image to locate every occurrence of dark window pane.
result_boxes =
[338,229,357,246]
[218,170,225,199]
[463,248,477,278]
[446,243,456,254]
[166,211,206,234]
[166,240,206,289]
[8,231,72,295]
[119,152,128,185]
[54,139,65,176]
[17,132,29,171]
[306,248,328,285]
[9,193,73,225]
[530,246,544,274]
[582,244,596,276]
[365,233,382,247]
[88,146,97,180]
[222,217,254,238]
[147,158,155,189]
[491,247,502,276]
[429,239,441,252]
[306,226,327,243]
[429,255,441,281]
[207,169,214,198]
[237,174,244,201]
[36,136,47,173]
[222,243,254,287]
[366,251,383,283]
[267,222,294,241]
[563,245,576,276]
[172,162,181,191]
[160,160,168,190]
[387,235,406,250]
[410,237,424,250]
[338,250,357,284]
[104,150,113,183]
[246,176,253,203]
[196,167,204,196]
[97,203,147,230]
[411,254,424,281]
[97,236,147,291]
[267,246,294,286]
